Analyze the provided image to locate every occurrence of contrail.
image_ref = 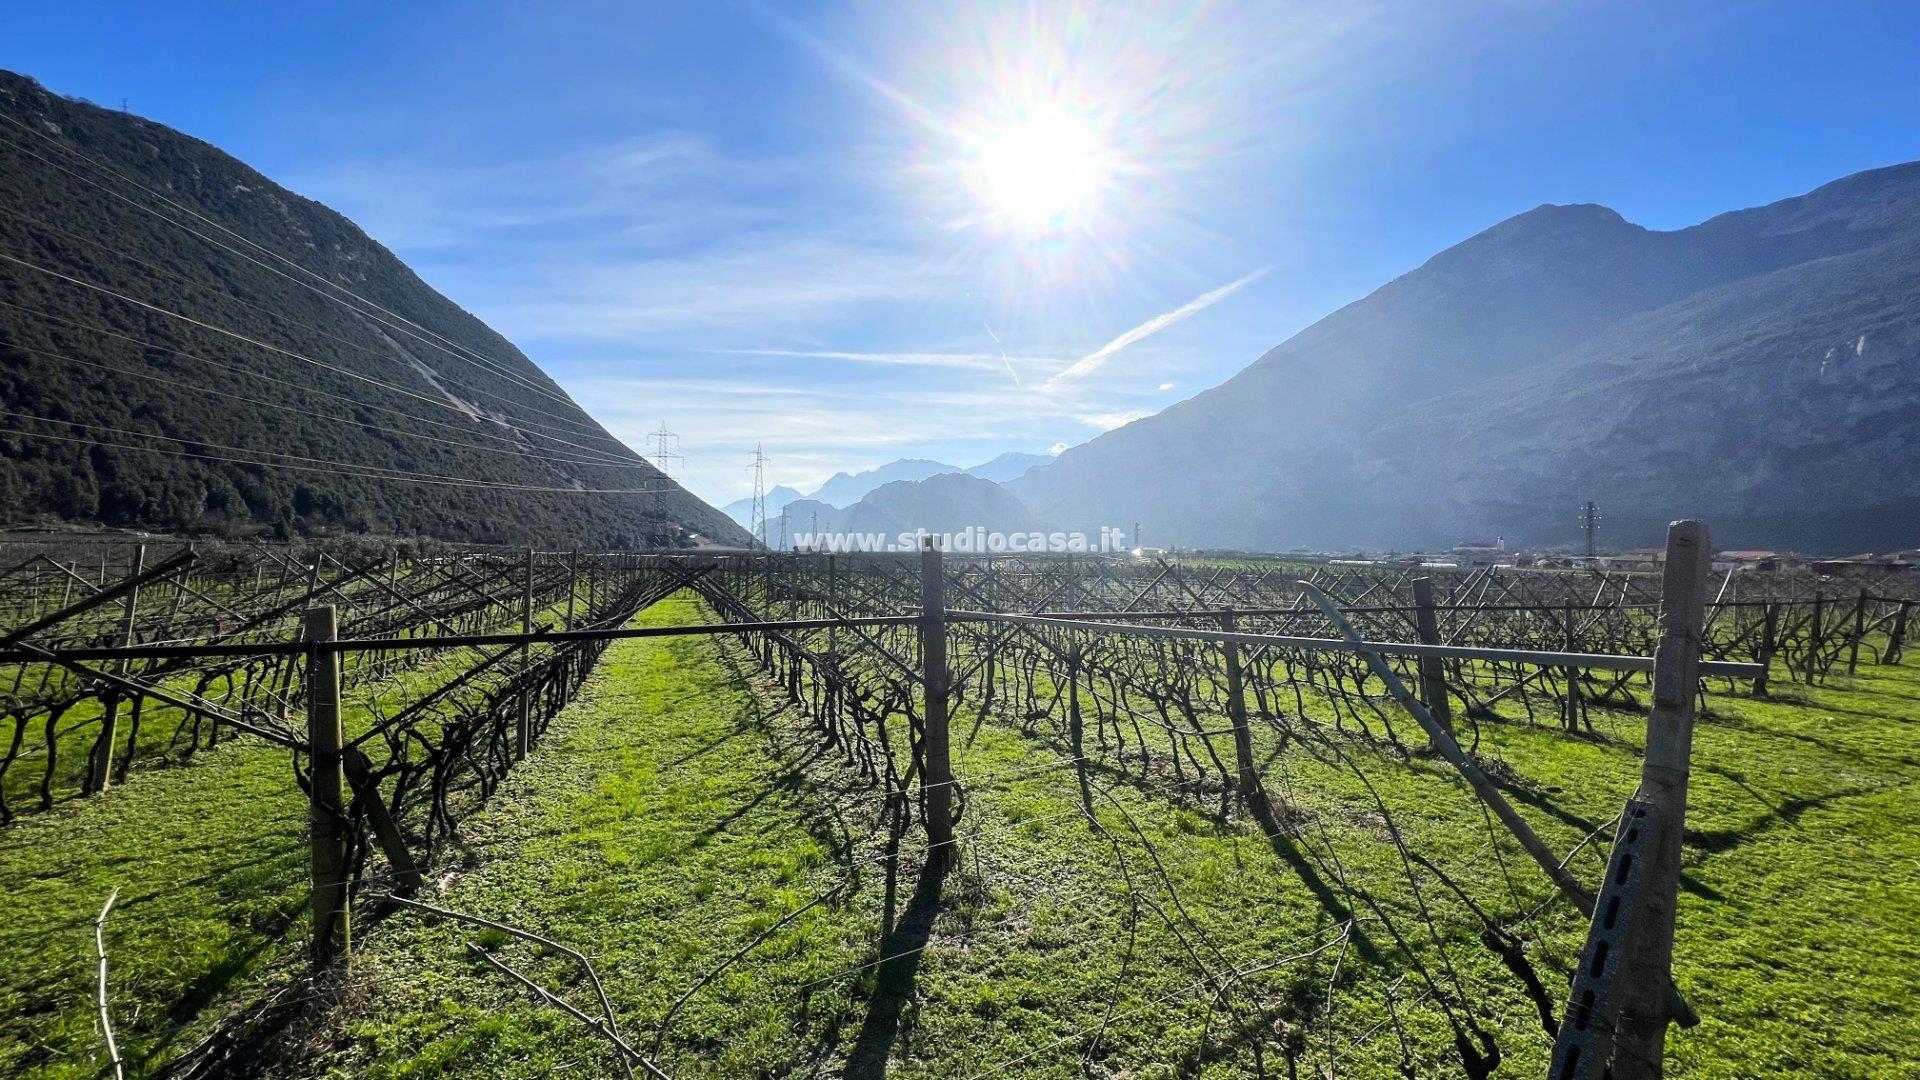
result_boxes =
[983,322,1025,390]
[1047,265,1271,387]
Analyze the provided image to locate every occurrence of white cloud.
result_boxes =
[1158,381,1175,391]
[483,235,963,343]
[1047,266,1271,386]
[714,348,1054,372]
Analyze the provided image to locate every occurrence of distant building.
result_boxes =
[1452,537,1506,566]
[1812,552,1917,576]
[1602,547,1665,572]
[1715,549,1783,572]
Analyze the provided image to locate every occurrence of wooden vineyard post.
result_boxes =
[1553,520,1710,1079]
[919,538,956,865]
[1410,577,1454,749]
[1753,602,1778,697]
[1067,647,1091,811]
[88,544,144,794]
[1805,592,1822,685]
[1888,600,1911,665]
[1848,587,1867,675]
[1563,595,1583,731]
[565,550,579,628]
[1219,610,1271,824]
[516,547,534,759]
[305,605,349,969]
[827,554,839,656]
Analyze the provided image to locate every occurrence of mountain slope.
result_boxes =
[775,472,1038,547]
[721,485,803,530]
[0,70,746,547]
[1012,161,1920,551]
[965,451,1051,484]
[807,458,959,508]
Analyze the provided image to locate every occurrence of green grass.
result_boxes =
[3,593,1916,1077]
[0,604,576,1078]
[0,722,306,1078]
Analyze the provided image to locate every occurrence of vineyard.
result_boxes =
[2,527,1917,1078]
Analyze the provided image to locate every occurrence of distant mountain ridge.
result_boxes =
[722,452,1056,532]
[966,451,1051,484]
[775,473,1039,546]
[0,70,747,547]
[808,459,958,509]
[1010,160,1920,552]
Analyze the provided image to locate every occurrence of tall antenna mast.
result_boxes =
[1581,500,1600,559]
[749,444,769,549]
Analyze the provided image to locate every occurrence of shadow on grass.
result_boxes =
[845,857,950,1079]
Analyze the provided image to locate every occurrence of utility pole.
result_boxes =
[749,444,770,550]
[1581,501,1601,560]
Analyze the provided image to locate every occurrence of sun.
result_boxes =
[965,103,1112,232]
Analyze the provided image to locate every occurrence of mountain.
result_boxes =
[1010,161,1920,552]
[806,458,958,508]
[721,484,803,530]
[0,71,746,548]
[733,453,1049,528]
[965,451,1051,484]
[776,472,1038,547]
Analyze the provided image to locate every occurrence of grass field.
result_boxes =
[2,591,1916,1077]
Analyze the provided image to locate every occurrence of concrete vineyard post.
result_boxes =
[919,538,955,864]
[1616,519,1711,1076]
[305,605,349,969]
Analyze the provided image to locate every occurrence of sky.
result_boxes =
[4,1,1919,505]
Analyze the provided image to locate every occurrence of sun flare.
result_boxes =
[965,104,1112,232]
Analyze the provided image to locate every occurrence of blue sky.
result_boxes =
[5,1,1919,503]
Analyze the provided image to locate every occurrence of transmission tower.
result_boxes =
[645,422,682,479]
[749,444,769,549]
[1581,500,1600,559]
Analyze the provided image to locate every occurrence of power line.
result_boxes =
[0,296,644,470]
[0,254,649,466]
[7,338,672,475]
[0,247,619,449]
[0,204,635,450]
[0,117,596,419]
[0,412,685,495]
